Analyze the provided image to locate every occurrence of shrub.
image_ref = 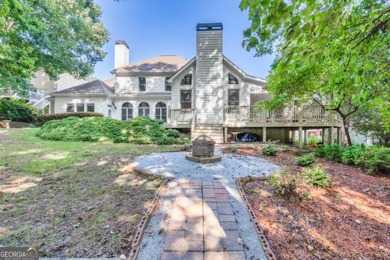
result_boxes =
[267,170,297,196]
[294,153,316,166]
[360,146,390,174]
[0,98,38,123]
[261,143,278,156]
[300,166,331,187]
[341,144,365,165]
[36,116,187,145]
[322,144,343,162]
[37,112,104,126]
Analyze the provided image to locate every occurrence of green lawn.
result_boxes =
[0,128,186,257]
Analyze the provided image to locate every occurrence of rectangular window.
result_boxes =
[180,90,192,109]
[181,74,192,85]
[66,103,74,112]
[77,103,85,112]
[165,77,171,91]
[228,89,240,106]
[87,103,95,112]
[139,77,146,91]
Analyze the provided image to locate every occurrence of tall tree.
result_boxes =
[0,0,109,94]
[240,0,390,145]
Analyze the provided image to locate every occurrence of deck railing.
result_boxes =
[168,108,194,124]
[166,105,341,127]
[225,105,340,124]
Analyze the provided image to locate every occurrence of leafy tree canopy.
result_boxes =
[240,0,389,144]
[0,0,109,94]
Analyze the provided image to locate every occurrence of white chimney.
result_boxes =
[195,23,224,124]
[114,40,129,69]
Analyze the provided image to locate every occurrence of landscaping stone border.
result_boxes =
[236,176,277,260]
[128,167,173,260]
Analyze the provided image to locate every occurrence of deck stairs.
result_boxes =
[193,124,224,144]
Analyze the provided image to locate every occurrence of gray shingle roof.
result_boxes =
[51,80,114,95]
[113,55,188,73]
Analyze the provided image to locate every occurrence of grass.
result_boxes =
[0,128,186,257]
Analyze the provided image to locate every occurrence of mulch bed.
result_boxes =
[222,147,390,259]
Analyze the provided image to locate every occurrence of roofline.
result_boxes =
[167,57,196,83]
[50,93,109,97]
[50,79,114,96]
[114,71,177,77]
[223,56,267,85]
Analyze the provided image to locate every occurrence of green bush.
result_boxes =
[300,166,331,187]
[0,98,38,123]
[315,143,389,175]
[261,143,278,156]
[341,144,365,165]
[37,112,103,126]
[267,170,297,196]
[321,144,343,162]
[36,116,188,145]
[294,153,316,166]
[361,146,390,174]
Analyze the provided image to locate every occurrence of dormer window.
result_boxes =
[228,73,239,84]
[181,74,192,85]
[165,77,171,91]
[139,77,146,91]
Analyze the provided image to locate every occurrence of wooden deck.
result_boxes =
[165,105,343,129]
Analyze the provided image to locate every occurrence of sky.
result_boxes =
[93,0,275,80]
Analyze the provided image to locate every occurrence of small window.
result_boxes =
[138,102,150,117]
[122,102,133,120]
[77,103,85,112]
[139,77,146,91]
[155,102,167,122]
[66,103,74,112]
[228,89,240,106]
[165,77,171,91]
[228,73,239,84]
[180,90,192,109]
[87,103,95,112]
[181,74,192,85]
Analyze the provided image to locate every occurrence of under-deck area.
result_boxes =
[165,104,344,144]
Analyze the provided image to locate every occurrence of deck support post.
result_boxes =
[330,127,334,145]
[304,129,307,144]
[263,127,267,142]
[298,126,303,144]
[338,127,343,145]
[224,127,228,143]
[321,128,325,144]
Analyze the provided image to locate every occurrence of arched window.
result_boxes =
[228,73,239,84]
[155,102,167,122]
[138,102,150,117]
[122,102,133,120]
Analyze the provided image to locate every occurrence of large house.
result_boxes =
[50,23,343,144]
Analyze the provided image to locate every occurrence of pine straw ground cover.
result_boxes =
[222,147,389,259]
[0,129,186,257]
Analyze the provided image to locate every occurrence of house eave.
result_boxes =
[167,57,196,83]
[113,71,177,77]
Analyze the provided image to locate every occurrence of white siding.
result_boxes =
[54,97,110,116]
[116,76,170,93]
[195,30,224,124]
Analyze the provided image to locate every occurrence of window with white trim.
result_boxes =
[228,73,239,84]
[155,102,167,122]
[228,89,240,106]
[66,103,74,112]
[122,102,133,120]
[138,102,150,117]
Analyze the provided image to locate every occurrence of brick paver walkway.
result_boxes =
[161,180,246,260]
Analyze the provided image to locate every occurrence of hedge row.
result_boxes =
[0,98,38,123]
[37,112,104,126]
[315,144,390,174]
[36,116,187,145]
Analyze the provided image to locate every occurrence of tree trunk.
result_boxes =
[342,116,352,145]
